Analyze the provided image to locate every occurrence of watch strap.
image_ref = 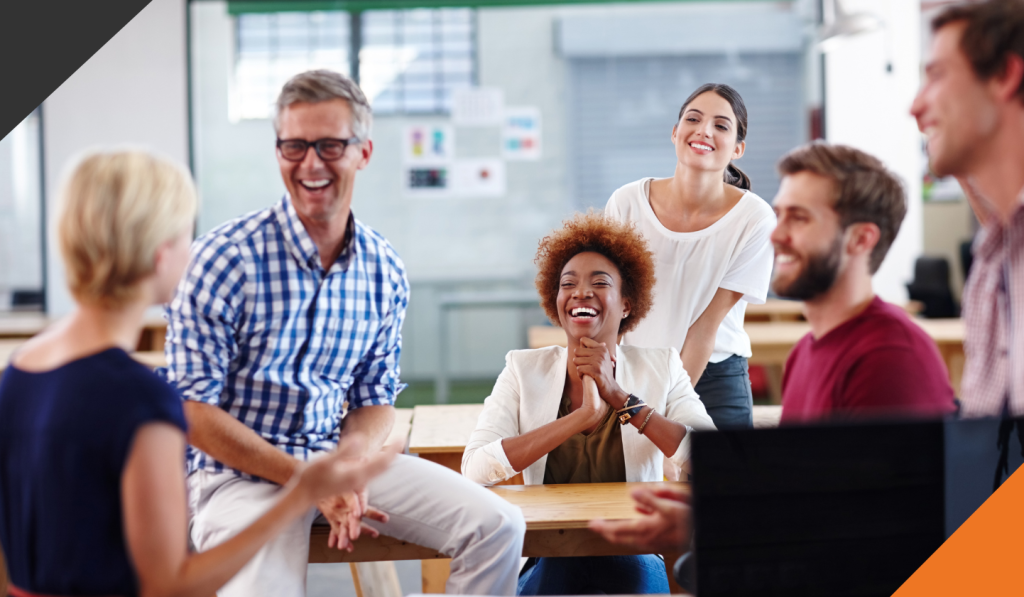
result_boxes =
[617,393,645,425]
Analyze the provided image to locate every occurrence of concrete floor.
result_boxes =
[307,560,422,597]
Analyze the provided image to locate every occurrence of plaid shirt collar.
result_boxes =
[274,195,356,273]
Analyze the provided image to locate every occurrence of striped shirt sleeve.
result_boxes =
[163,234,246,406]
[346,258,409,409]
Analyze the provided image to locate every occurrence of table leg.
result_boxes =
[765,364,783,405]
[662,550,685,594]
[350,562,402,597]
[152,326,166,353]
[421,558,451,593]
[435,307,450,404]
[942,345,964,397]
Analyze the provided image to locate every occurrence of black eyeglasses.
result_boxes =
[276,137,359,162]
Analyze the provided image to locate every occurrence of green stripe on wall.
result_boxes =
[227,0,760,15]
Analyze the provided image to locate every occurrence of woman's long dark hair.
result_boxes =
[678,83,751,191]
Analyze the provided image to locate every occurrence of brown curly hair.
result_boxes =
[534,212,656,335]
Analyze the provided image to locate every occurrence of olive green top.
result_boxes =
[542,387,628,484]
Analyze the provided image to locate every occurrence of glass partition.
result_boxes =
[0,109,44,312]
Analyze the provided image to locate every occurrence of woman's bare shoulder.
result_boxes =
[9,323,76,372]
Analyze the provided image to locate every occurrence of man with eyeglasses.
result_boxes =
[160,69,525,597]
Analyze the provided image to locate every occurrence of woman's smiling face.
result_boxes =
[672,90,745,174]
[556,251,630,343]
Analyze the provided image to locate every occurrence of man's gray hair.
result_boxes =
[273,69,373,141]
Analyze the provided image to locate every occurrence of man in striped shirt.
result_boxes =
[162,70,525,597]
[912,1,1024,417]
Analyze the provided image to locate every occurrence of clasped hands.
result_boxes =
[573,336,630,410]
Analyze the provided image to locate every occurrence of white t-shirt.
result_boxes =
[605,178,776,363]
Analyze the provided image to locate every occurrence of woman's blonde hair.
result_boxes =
[58,150,197,308]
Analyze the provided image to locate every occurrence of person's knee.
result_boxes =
[485,497,527,544]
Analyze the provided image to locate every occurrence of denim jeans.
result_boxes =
[694,354,753,429]
[517,554,670,595]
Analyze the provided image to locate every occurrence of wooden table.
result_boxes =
[404,403,777,592]
[744,318,966,400]
[309,481,687,592]
[744,299,805,322]
[490,481,684,558]
[408,403,487,473]
[0,312,168,351]
[0,312,50,338]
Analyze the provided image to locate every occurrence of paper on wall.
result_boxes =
[403,124,455,164]
[451,87,505,126]
[452,158,506,197]
[502,106,541,161]
[403,164,450,197]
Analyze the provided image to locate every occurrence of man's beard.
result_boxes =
[772,236,842,301]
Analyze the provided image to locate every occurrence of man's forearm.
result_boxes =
[183,401,300,486]
[337,405,396,458]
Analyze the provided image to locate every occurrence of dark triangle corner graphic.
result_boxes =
[0,0,154,140]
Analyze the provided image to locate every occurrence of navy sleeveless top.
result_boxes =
[0,348,187,596]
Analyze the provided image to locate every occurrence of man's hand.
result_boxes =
[588,486,692,553]
[316,409,396,551]
[317,488,390,551]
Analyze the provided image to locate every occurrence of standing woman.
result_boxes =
[0,150,391,597]
[605,83,776,430]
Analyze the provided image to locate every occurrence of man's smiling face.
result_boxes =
[770,171,846,301]
[276,99,369,228]
[911,21,1000,178]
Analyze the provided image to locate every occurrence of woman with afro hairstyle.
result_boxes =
[463,212,715,595]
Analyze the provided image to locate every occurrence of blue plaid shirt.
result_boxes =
[161,196,409,478]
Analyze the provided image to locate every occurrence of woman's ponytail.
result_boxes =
[725,163,751,190]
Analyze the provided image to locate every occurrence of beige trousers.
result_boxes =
[188,454,526,597]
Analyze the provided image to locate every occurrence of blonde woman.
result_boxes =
[0,150,391,597]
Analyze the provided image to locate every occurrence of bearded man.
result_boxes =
[770,142,957,424]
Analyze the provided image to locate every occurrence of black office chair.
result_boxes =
[10,289,44,310]
[906,257,959,318]
[960,239,974,284]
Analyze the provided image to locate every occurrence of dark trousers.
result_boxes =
[516,555,670,595]
[693,354,753,429]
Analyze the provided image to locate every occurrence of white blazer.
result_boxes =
[462,344,716,486]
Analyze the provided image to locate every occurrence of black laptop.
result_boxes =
[689,418,1023,596]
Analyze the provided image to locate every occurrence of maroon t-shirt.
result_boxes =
[780,297,957,424]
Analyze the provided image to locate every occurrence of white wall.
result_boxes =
[190,1,810,381]
[43,0,189,316]
[825,0,922,303]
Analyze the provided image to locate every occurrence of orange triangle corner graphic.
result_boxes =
[894,464,1024,595]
